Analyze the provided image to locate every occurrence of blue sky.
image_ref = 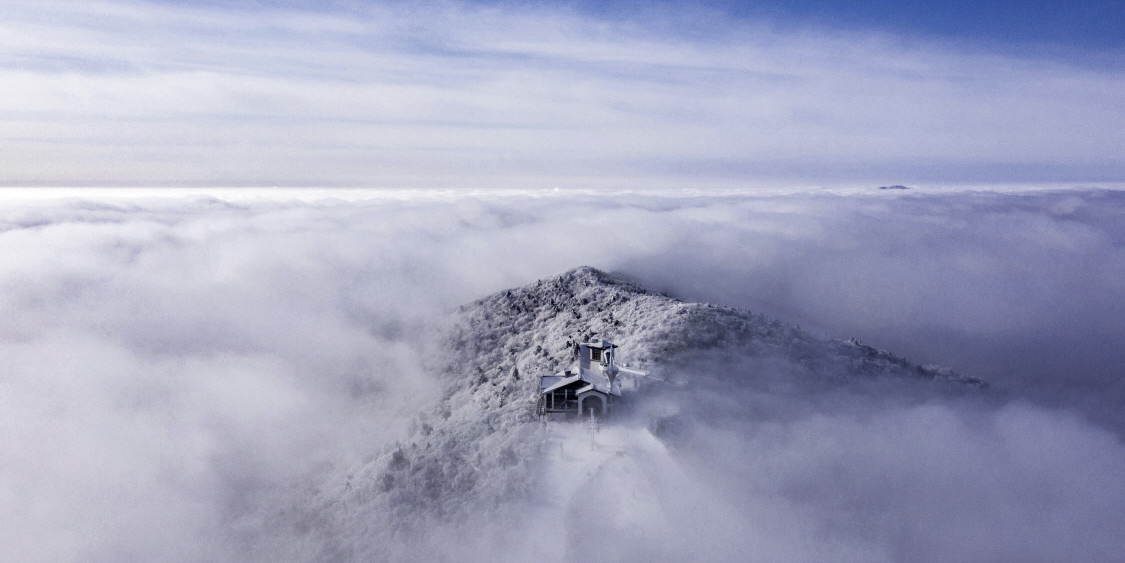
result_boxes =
[576,0,1125,50]
[1,0,1123,187]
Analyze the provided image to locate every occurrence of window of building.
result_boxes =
[590,348,602,362]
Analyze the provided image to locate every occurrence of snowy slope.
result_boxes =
[263,266,985,562]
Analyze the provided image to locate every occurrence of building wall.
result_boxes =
[579,393,606,417]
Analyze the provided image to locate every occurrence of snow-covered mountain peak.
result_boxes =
[279,266,986,561]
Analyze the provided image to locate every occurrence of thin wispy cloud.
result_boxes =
[1,0,1123,186]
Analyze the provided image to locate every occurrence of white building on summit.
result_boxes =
[537,338,648,420]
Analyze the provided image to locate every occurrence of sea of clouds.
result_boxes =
[2,187,1124,562]
[4,0,1124,559]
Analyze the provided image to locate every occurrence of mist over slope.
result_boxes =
[249,266,996,562]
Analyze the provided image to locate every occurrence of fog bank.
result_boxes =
[2,188,1123,562]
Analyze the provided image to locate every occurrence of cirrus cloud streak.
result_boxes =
[1,0,1124,186]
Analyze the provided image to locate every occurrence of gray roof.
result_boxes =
[583,339,616,349]
[541,374,583,393]
[540,370,617,396]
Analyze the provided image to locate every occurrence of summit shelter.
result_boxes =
[537,338,647,420]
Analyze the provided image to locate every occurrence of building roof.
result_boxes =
[541,374,583,394]
[540,371,617,396]
[576,384,599,395]
[584,337,617,349]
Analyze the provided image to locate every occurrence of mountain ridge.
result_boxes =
[258,266,985,561]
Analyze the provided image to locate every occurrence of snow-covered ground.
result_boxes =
[276,266,993,562]
[531,421,673,556]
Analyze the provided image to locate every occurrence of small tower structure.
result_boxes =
[537,337,648,421]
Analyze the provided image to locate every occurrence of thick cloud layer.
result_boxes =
[614,189,1125,432]
[2,188,1124,562]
